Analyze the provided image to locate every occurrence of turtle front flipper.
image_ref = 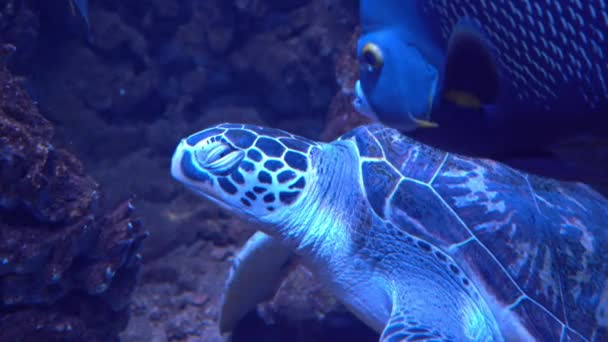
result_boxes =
[219,231,295,336]
[380,309,448,342]
[380,276,504,342]
[379,304,500,342]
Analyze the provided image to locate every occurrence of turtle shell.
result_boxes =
[339,124,608,341]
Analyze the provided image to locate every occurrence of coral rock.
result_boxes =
[0,67,146,341]
[321,27,372,142]
[0,68,97,224]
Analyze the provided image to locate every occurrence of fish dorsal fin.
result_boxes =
[442,19,500,109]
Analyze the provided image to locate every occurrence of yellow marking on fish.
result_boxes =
[362,42,384,70]
[444,90,483,109]
[422,86,439,128]
[415,119,439,128]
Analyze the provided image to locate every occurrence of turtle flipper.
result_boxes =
[380,309,451,342]
[380,282,504,342]
[219,231,295,335]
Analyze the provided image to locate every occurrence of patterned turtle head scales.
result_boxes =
[171,123,320,218]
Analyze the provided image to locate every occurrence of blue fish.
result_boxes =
[355,0,608,156]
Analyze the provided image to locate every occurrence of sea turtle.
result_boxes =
[171,122,608,341]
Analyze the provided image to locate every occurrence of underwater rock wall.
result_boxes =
[0,0,374,340]
[14,0,358,260]
[321,26,370,141]
[0,66,147,341]
[0,0,38,68]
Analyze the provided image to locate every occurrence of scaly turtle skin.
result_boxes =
[171,123,608,341]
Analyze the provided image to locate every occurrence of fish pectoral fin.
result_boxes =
[443,18,500,109]
[414,119,439,128]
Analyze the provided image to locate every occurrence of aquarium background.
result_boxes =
[0,0,383,341]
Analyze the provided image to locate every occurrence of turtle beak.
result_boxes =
[171,139,188,181]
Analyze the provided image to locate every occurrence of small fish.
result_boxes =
[355,0,608,155]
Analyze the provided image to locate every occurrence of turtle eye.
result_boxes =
[361,42,384,71]
[196,140,244,176]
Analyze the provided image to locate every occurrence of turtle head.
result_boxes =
[171,123,317,221]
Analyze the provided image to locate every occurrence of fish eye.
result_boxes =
[361,42,384,71]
